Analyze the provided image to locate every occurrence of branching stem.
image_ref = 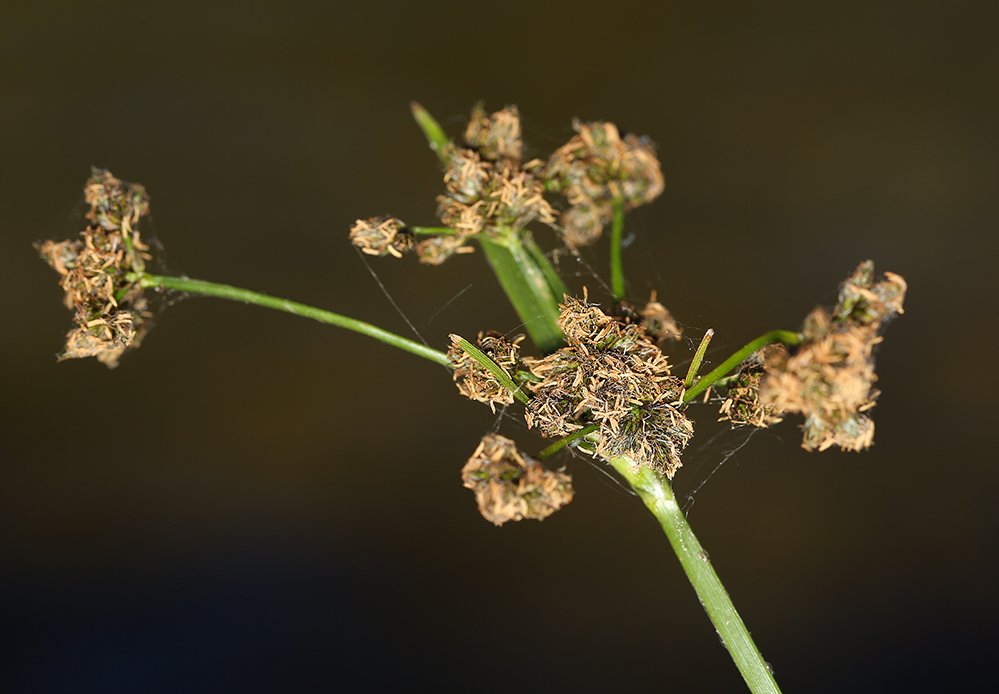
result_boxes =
[684,330,803,403]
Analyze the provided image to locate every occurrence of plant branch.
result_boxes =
[131,272,452,367]
[683,330,803,403]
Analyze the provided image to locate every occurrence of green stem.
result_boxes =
[604,454,782,694]
[683,330,803,403]
[450,335,529,404]
[132,272,452,367]
[534,423,599,461]
[479,229,565,354]
[409,226,457,235]
[410,102,450,165]
[610,196,625,301]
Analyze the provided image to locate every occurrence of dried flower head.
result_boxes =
[436,144,554,237]
[760,261,907,451]
[612,292,683,344]
[525,295,693,477]
[415,233,475,265]
[464,103,523,163]
[448,331,525,412]
[37,169,153,368]
[462,434,574,525]
[546,121,664,246]
[718,346,786,428]
[349,217,414,258]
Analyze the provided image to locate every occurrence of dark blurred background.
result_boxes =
[2,1,997,692]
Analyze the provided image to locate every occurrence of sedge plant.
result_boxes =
[36,103,907,694]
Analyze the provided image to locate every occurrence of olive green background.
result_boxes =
[2,1,996,691]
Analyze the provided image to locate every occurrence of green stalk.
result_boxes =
[131,272,451,367]
[604,453,782,694]
[610,196,625,301]
[479,229,565,354]
[684,330,803,403]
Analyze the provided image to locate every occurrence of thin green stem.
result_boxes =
[449,335,529,404]
[684,330,803,403]
[610,196,625,301]
[410,102,450,165]
[684,328,715,390]
[132,272,451,367]
[534,423,599,461]
[479,229,565,354]
[603,453,782,694]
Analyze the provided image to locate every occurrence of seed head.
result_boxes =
[760,261,907,451]
[546,121,664,247]
[448,332,524,412]
[349,217,414,258]
[525,295,693,476]
[464,103,523,163]
[37,169,153,368]
[717,346,786,428]
[461,434,574,526]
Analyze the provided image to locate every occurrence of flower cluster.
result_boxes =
[717,345,786,428]
[524,295,692,478]
[545,121,664,247]
[36,168,153,368]
[348,217,414,258]
[760,261,907,451]
[349,105,665,261]
[447,331,524,413]
[461,434,574,526]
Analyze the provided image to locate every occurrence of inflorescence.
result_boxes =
[349,104,664,261]
[36,168,153,368]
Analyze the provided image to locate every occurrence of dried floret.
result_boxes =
[416,233,475,265]
[546,120,664,246]
[349,217,414,258]
[448,331,524,412]
[37,169,154,368]
[718,346,785,428]
[525,295,691,475]
[464,103,523,163]
[461,434,574,525]
[760,261,906,451]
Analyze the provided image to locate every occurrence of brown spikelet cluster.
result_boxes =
[461,434,574,526]
[434,141,554,244]
[36,168,153,368]
[349,217,414,258]
[464,102,523,162]
[717,346,786,428]
[546,121,664,247]
[524,295,692,478]
[613,291,683,344]
[760,261,907,451]
[447,331,525,412]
